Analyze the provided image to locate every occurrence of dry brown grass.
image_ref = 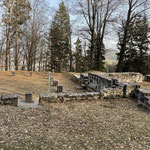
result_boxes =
[0,71,48,99]
[0,98,150,150]
[0,71,86,100]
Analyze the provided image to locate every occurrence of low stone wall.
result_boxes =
[101,83,136,99]
[40,83,136,103]
[0,94,19,106]
[40,92,100,103]
[107,72,143,83]
[88,73,117,92]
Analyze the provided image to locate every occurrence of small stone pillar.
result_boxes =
[57,85,63,93]
[53,81,58,86]
[25,92,33,103]
[12,72,16,76]
[30,72,32,76]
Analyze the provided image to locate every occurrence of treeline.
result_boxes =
[0,0,150,74]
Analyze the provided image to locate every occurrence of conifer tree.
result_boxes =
[94,34,106,71]
[49,1,71,72]
[117,14,150,73]
[74,38,83,72]
[133,15,150,74]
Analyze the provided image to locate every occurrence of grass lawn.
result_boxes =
[0,98,150,150]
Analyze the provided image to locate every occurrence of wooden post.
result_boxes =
[48,72,51,93]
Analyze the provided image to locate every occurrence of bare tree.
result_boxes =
[76,0,120,69]
[1,0,15,71]
[23,0,51,71]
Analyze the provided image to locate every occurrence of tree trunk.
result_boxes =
[69,35,72,72]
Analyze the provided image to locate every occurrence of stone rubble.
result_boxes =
[130,86,150,110]
[0,94,19,106]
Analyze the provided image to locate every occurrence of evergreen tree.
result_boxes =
[94,33,106,71]
[133,15,150,74]
[117,14,150,73]
[49,1,71,72]
[74,38,83,72]
[117,19,136,72]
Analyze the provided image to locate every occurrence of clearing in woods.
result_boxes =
[0,71,85,99]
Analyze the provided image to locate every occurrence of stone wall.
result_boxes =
[107,72,143,83]
[40,92,100,103]
[100,83,136,99]
[0,94,19,106]
[40,83,136,103]
[88,73,118,92]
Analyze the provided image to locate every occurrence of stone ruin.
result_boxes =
[0,92,40,108]
[40,72,146,104]
[0,94,19,106]
[1,71,150,111]
[130,86,150,110]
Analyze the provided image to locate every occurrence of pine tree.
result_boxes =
[133,15,150,74]
[117,14,150,73]
[74,38,83,72]
[49,1,71,72]
[117,19,136,72]
[94,33,106,71]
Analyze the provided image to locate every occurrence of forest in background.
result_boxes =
[0,0,150,74]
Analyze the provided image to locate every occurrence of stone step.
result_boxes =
[139,88,150,96]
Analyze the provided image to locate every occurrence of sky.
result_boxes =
[50,0,60,8]
[0,0,117,62]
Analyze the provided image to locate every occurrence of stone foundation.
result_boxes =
[40,92,101,103]
[107,72,143,83]
[88,73,119,92]
[0,94,19,106]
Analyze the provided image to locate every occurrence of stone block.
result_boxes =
[53,81,58,86]
[57,85,63,93]
[1,94,19,106]
[30,72,32,76]
[25,92,33,103]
